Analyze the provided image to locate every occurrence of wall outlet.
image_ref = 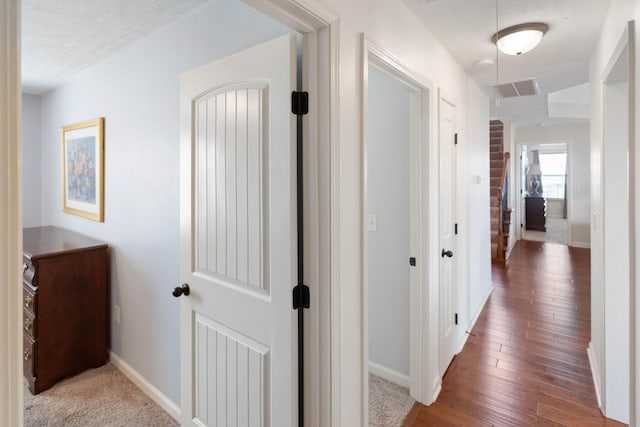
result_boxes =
[113,305,121,325]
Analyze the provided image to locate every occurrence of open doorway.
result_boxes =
[520,143,569,245]
[365,62,415,426]
[362,38,436,426]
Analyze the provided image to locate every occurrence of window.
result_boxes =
[539,152,567,199]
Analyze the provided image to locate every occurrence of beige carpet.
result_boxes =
[369,374,415,427]
[524,217,568,244]
[24,363,177,427]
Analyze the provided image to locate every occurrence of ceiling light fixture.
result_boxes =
[492,23,549,56]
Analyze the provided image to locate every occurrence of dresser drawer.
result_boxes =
[23,309,37,339]
[22,285,37,316]
[22,258,35,286]
[23,333,37,392]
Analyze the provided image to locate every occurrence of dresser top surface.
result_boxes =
[23,226,107,260]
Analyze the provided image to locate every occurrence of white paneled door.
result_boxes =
[438,94,457,378]
[179,35,297,427]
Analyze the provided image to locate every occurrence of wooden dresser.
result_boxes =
[22,226,109,394]
[525,196,547,232]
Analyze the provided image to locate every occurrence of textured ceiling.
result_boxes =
[403,0,612,125]
[23,0,611,125]
[22,0,209,94]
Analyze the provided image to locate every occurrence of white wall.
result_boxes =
[366,65,411,381]
[588,0,640,422]
[466,81,492,330]
[32,0,294,405]
[22,94,41,228]
[516,123,591,247]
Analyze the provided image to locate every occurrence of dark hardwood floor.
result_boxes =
[402,240,627,427]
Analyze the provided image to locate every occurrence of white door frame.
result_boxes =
[598,19,636,424]
[514,141,572,245]
[628,20,639,427]
[0,0,23,426]
[361,37,440,410]
[514,141,525,242]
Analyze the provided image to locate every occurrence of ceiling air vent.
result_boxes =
[494,78,539,98]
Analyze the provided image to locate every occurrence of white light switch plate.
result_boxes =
[368,214,378,232]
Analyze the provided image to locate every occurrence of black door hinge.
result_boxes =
[454,133,458,145]
[409,257,416,266]
[292,91,309,115]
[455,313,459,325]
[455,223,458,235]
[293,284,310,310]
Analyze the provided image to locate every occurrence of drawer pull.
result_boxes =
[22,263,28,273]
[24,349,31,361]
[24,318,32,331]
[24,295,33,309]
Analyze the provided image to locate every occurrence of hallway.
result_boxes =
[403,241,626,426]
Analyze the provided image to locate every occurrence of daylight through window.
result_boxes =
[539,152,567,199]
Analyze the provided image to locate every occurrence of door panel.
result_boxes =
[194,314,267,426]
[194,85,268,293]
[438,94,457,377]
[180,34,296,427]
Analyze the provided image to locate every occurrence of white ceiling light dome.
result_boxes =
[492,23,549,55]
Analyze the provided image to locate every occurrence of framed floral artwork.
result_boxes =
[61,118,105,222]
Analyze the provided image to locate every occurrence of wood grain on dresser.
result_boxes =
[23,226,109,394]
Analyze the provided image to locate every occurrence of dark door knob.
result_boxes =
[441,249,454,258]
[172,283,190,297]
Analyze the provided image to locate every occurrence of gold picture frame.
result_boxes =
[61,118,105,222]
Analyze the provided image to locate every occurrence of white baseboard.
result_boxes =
[506,240,516,259]
[458,285,494,353]
[570,241,591,248]
[109,351,181,422]
[368,361,410,389]
[430,377,442,405]
[587,342,603,411]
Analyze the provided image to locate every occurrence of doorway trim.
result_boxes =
[0,0,23,426]
[361,36,439,414]
[515,141,572,245]
[596,19,636,424]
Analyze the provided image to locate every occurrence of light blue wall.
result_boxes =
[22,94,41,228]
[32,0,295,405]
